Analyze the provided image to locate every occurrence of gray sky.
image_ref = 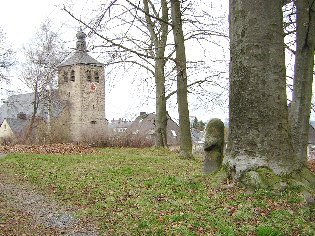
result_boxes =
[0,0,230,123]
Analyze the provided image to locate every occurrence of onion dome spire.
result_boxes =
[76,29,87,52]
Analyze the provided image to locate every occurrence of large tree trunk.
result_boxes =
[170,0,193,158]
[225,0,302,184]
[289,0,315,165]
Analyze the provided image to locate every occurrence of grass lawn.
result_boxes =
[0,147,314,235]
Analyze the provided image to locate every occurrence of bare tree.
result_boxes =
[289,0,315,164]
[20,20,67,142]
[0,26,15,82]
[214,0,314,191]
[170,0,192,158]
[141,0,169,147]
[64,0,228,151]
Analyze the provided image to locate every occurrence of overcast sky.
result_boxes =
[0,1,63,46]
[0,0,230,123]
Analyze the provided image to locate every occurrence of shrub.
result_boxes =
[104,132,154,148]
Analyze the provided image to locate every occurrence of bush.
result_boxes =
[0,136,15,146]
[104,132,154,148]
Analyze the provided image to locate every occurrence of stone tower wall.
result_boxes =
[58,64,107,142]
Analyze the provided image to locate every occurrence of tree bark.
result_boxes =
[226,0,301,180]
[155,58,168,146]
[290,0,315,165]
[143,0,169,147]
[170,0,193,158]
[24,82,39,143]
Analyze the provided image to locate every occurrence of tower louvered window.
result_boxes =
[87,70,91,82]
[94,71,99,83]
[70,70,75,81]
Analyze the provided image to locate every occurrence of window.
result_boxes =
[63,71,68,82]
[90,120,97,125]
[70,70,75,81]
[94,71,99,83]
[86,70,91,82]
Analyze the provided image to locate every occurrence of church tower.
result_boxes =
[58,30,107,142]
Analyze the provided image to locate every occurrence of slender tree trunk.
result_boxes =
[290,0,315,165]
[24,83,39,143]
[47,84,52,143]
[155,58,168,146]
[225,0,301,181]
[143,0,169,147]
[170,0,193,158]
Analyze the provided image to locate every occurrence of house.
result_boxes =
[191,128,205,144]
[0,113,39,143]
[0,90,69,143]
[126,112,180,146]
[108,118,132,134]
[0,92,63,125]
[0,117,31,142]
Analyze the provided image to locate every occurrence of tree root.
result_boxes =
[210,165,315,205]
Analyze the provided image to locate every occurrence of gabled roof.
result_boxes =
[127,113,156,135]
[127,113,180,146]
[5,118,31,134]
[0,90,68,125]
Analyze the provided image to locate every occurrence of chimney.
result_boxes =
[17,112,27,120]
[140,112,146,116]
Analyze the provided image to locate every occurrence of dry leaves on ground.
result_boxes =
[0,143,314,172]
[308,159,315,172]
[0,143,100,155]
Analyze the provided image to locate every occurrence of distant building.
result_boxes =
[108,118,132,134]
[0,30,108,143]
[0,91,67,143]
[0,113,45,143]
[127,112,180,146]
[191,128,205,144]
[0,116,29,142]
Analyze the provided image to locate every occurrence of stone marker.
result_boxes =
[204,118,224,174]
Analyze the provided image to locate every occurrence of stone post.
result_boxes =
[204,118,225,174]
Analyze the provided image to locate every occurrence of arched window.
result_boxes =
[63,71,68,82]
[94,71,99,83]
[70,70,75,81]
[86,70,91,82]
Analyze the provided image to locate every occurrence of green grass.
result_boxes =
[0,147,314,235]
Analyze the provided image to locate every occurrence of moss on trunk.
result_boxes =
[210,165,314,204]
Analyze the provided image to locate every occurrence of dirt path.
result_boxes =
[0,172,100,235]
